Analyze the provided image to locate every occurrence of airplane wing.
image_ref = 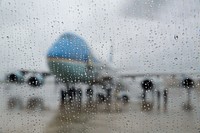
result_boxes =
[6,69,52,87]
[19,70,51,77]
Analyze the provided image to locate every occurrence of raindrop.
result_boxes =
[174,35,178,40]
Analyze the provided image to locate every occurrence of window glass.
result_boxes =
[0,0,200,132]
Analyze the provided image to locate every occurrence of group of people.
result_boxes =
[156,89,168,111]
[141,88,168,111]
[60,86,113,107]
[60,87,82,107]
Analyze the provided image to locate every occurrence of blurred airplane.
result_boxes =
[7,33,116,85]
[47,33,116,85]
[6,32,129,104]
[5,32,200,105]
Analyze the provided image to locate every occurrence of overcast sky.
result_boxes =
[0,0,200,79]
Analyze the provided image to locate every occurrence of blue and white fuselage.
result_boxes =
[47,33,110,84]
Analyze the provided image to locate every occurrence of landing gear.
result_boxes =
[141,79,154,111]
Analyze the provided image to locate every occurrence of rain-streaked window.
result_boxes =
[0,0,200,132]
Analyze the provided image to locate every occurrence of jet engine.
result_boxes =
[141,79,154,91]
[27,74,44,87]
[182,78,194,88]
[6,71,25,83]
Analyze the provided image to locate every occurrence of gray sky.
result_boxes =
[0,0,200,79]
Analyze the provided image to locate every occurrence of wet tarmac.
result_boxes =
[1,82,200,133]
[45,87,200,133]
[0,110,56,133]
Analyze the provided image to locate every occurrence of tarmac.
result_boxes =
[45,87,200,133]
[1,84,200,133]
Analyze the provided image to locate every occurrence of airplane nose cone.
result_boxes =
[47,32,90,62]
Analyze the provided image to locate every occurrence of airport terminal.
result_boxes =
[0,0,200,132]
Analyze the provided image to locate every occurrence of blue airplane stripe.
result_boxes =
[47,57,87,64]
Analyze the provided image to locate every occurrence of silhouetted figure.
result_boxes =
[106,88,112,104]
[105,88,112,111]
[68,87,76,104]
[76,88,82,102]
[163,89,168,111]
[61,90,67,105]
[122,95,129,104]
[76,88,82,109]
[157,90,161,110]
[86,87,93,105]
[182,78,194,110]
[97,93,106,103]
